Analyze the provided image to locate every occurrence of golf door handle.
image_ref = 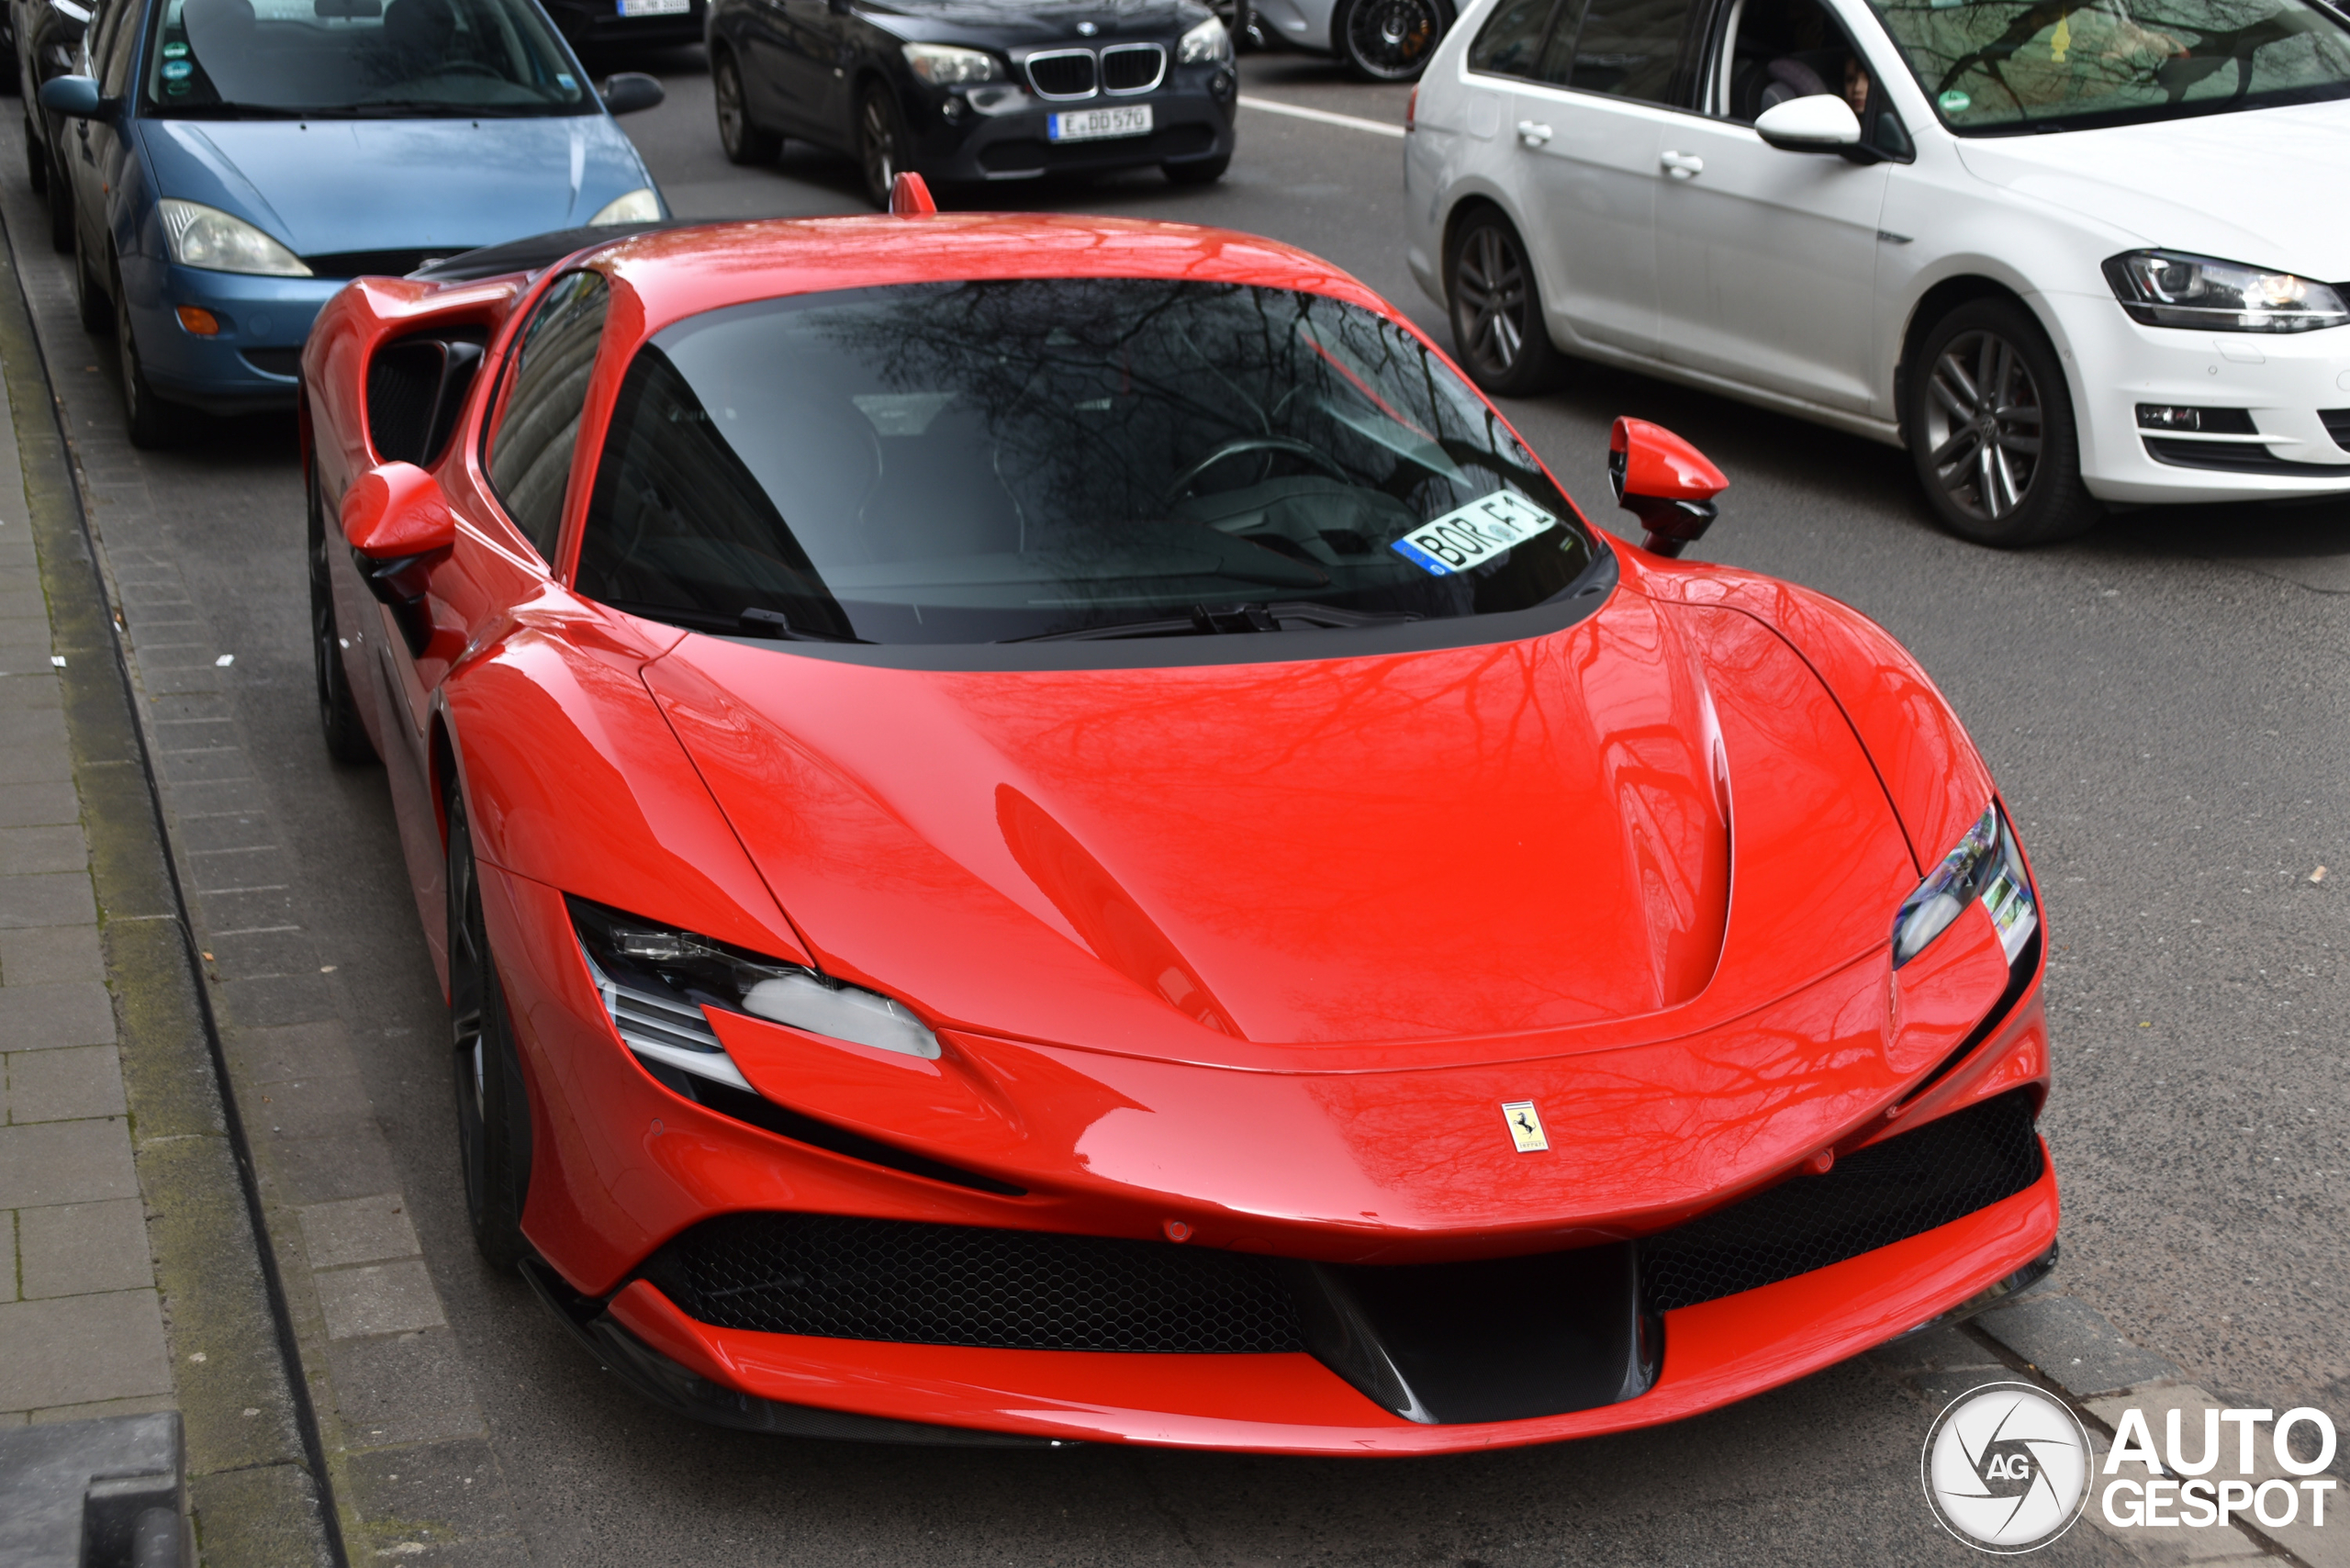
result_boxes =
[1516,119,1552,147]
[1660,150,1705,178]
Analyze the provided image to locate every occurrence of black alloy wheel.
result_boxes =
[1336,0,1449,82]
[447,781,532,1273]
[1446,208,1561,398]
[308,457,377,765]
[713,48,781,164]
[858,85,909,211]
[1906,297,2099,547]
[108,259,181,450]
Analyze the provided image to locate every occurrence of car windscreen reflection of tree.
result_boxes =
[159,0,587,116]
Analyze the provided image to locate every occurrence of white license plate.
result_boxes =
[619,0,688,16]
[1047,106,1153,142]
[1390,490,1559,575]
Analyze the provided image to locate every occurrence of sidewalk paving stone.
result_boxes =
[0,1118,138,1208]
[0,926,103,985]
[315,1259,448,1340]
[0,1290,172,1412]
[0,980,116,1047]
[297,1194,421,1271]
[0,823,87,874]
[5,1045,126,1122]
[0,869,95,924]
[18,1198,151,1297]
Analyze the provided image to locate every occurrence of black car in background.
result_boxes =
[13,0,88,251]
[543,0,704,52]
[708,0,1238,207]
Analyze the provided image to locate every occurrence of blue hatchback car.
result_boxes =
[39,0,666,444]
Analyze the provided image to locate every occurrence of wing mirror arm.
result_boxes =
[1608,418,1729,559]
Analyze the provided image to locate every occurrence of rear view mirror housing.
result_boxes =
[38,74,106,119]
[599,73,665,116]
[341,462,457,561]
[1754,93,1863,151]
[1609,419,1728,558]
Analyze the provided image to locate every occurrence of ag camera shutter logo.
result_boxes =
[1922,1383,2092,1553]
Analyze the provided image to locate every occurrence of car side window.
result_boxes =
[486,271,610,562]
[84,0,123,78]
[1466,0,1563,77]
[1543,0,1700,103]
[1707,0,1913,154]
[97,0,141,96]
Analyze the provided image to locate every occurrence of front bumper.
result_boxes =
[2044,289,2350,504]
[479,841,2057,1449]
[121,258,347,411]
[907,73,1237,183]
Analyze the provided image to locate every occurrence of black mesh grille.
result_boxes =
[302,248,455,279]
[643,1214,1306,1352]
[2321,409,2350,452]
[241,348,302,379]
[1101,44,1164,91]
[2143,436,2350,476]
[365,341,441,465]
[1639,1090,2044,1312]
[1026,51,1096,96]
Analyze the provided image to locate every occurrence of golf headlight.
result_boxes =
[2102,250,2348,334]
[1179,14,1232,63]
[570,898,941,1067]
[904,42,1003,84]
[1891,805,2038,969]
[588,188,663,225]
[158,200,311,276]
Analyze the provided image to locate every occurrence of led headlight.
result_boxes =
[588,188,663,226]
[570,899,941,1092]
[1892,805,2038,969]
[158,199,311,276]
[2102,250,2348,334]
[903,42,1004,85]
[1179,14,1232,63]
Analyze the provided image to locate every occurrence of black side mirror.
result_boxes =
[599,73,665,116]
[38,73,106,119]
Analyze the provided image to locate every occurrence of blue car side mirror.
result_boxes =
[599,73,664,116]
[38,74,105,119]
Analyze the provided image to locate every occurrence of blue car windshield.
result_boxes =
[142,0,591,117]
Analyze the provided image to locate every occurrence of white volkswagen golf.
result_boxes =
[1403,0,2350,544]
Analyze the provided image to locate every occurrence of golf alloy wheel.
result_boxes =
[1920,329,2045,527]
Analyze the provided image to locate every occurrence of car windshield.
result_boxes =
[142,0,590,117]
[1863,0,2350,131]
[576,279,1606,648]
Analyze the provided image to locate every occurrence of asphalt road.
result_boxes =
[6,43,2347,1564]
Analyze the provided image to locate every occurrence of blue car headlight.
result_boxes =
[159,199,312,277]
[1893,805,2038,969]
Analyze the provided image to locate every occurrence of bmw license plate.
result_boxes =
[619,0,688,15]
[1047,106,1153,142]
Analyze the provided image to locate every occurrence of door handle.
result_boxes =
[1516,119,1551,147]
[1660,150,1705,178]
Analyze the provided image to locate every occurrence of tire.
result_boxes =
[1163,153,1230,185]
[1334,0,1449,81]
[1445,207,1563,398]
[308,456,377,766]
[712,48,781,165]
[446,783,532,1274]
[1212,0,1253,50]
[856,84,909,211]
[45,142,73,254]
[1905,297,2101,547]
[23,116,44,193]
[72,222,107,332]
[109,261,182,450]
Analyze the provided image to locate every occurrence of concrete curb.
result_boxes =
[0,183,341,1566]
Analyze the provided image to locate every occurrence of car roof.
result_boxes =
[525,214,1392,340]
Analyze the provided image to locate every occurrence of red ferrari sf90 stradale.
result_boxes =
[300,194,2056,1453]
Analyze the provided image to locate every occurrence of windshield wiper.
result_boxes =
[1001,602,1422,644]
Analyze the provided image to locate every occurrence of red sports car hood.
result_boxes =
[642,584,1916,1064]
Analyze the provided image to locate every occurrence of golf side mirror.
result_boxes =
[38,74,105,119]
[599,73,665,116]
[1754,93,1862,151]
[1609,419,1728,559]
[341,463,456,561]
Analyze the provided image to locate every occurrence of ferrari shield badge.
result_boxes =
[1501,1101,1549,1152]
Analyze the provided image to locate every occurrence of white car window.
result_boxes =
[1863,0,2350,131]
[1707,0,1917,151]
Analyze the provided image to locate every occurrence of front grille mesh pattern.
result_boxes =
[643,1213,1306,1352]
[1639,1090,2043,1312]
[1026,51,1097,97]
[2321,409,2350,452]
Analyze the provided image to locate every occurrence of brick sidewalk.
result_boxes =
[0,361,175,1424]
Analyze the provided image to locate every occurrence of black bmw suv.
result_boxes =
[708,0,1239,207]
